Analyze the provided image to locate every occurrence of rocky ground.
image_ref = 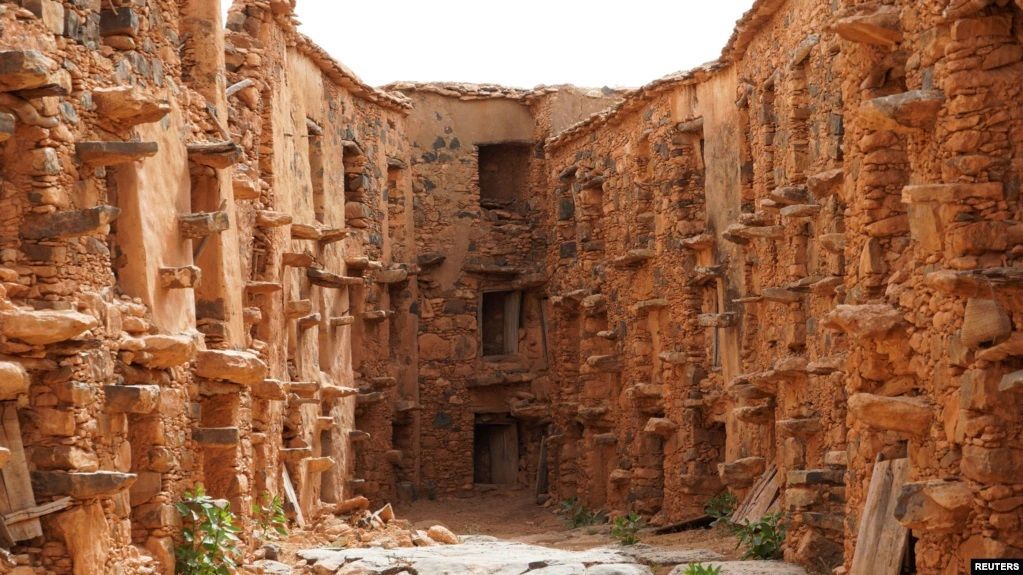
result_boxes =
[242,490,811,575]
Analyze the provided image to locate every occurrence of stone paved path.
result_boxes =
[292,536,809,575]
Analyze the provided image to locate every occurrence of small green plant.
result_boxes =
[683,564,723,575]
[251,491,288,540]
[610,512,642,545]
[733,512,787,560]
[175,485,243,575]
[559,497,607,528]
[704,491,737,526]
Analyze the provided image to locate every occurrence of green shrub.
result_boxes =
[251,491,288,540]
[559,497,606,528]
[683,564,723,575]
[175,485,243,575]
[704,491,737,526]
[610,513,642,545]
[733,512,787,560]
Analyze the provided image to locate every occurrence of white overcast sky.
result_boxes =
[223,1,756,88]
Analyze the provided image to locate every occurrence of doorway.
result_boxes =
[473,416,519,485]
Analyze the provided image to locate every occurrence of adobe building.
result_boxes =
[0,0,1021,573]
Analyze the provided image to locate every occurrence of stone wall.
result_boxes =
[0,0,410,572]
[2,0,1023,573]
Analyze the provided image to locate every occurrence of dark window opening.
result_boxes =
[307,118,325,223]
[481,290,522,357]
[473,416,519,485]
[478,143,531,209]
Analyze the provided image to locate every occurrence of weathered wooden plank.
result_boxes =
[0,402,41,541]
[4,496,71,526]
[732,464,777,524]
[745,467,782,523]
[850,458,909,575]
[281,465,305,528]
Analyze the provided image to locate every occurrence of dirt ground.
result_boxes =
[395,487,742,559]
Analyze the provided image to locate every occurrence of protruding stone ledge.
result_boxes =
[0,361,29,401]
[92,86,170,126]
[288,381,319,398]
[612,249,655,269]
[848,393,931,436]
[305,457,335,474]
[631,298,668,314]
[861,90,944,132]
[776,418,822,439]
[769,185,808,206]
[76,141,158,166]
[193,427,239,447]
[193,350,267,386]
[356,391,385,406]
[179,211,230,239]
[585,355,622,372]
[315,416,334,431]
[901,182,1003,204]
[734,405,773,425]
[158,266,201,289]
[187,141,241,168]
[680,233,715,250]
[824,304,903,339]
[830,6,903,48]
[297,313,321,332]
[718,457,766,488]
[361,310,394,322]
[0,50,57,92]
[135,334,197,368]
[32,471,136,499]
[322,385,358,400]
[245,281,282,295]
[282,251,316,268]
[330,316,355,328]
[417,252,446,268]
[373,268,410,284]
[761,287,803,304]
[104,385,160,414]
[348,430,371,443]
[255,210,293,228]
[345,256,383,271]
[319,228,349,245]
[252,379,287,401]
[643,417,677,437]
[467,371,535,388]
[894,480,972,532]
[0,308,98,345]
[780,204,822,219]
[658,351,687,365]
[307,269,364,289]
[291,223,322,241]
[697,313,737,328]
[21,205,121,240]
[807,168,844,198]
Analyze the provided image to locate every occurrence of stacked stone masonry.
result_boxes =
[0,0,1020,573]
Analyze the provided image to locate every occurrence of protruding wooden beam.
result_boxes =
[307,269,364,289]
[187,141,241,168]
[76,141,158,166]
